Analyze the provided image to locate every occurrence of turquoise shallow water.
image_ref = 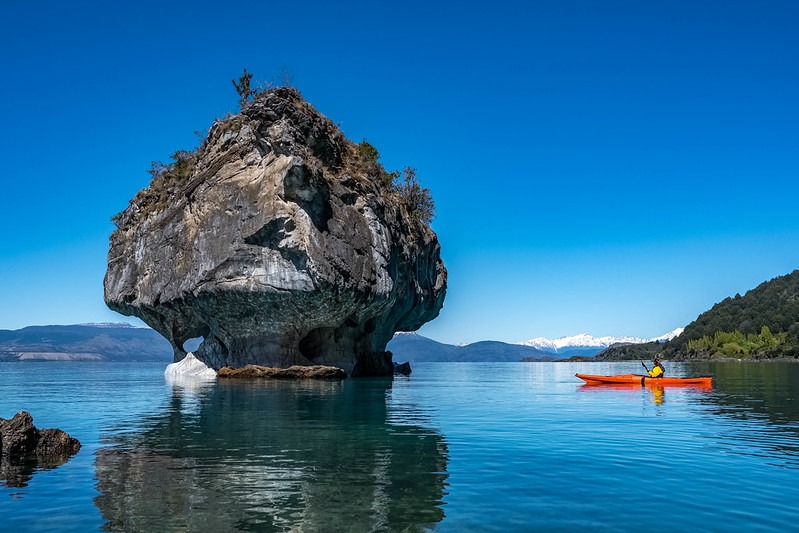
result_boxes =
[1,360,798,531]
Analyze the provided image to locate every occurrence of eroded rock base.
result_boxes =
[217,365,347,379]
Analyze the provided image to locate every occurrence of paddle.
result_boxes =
[641,360,649,373]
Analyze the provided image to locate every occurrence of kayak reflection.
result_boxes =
[578,381,713,405]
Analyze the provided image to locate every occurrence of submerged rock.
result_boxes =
[0,411,81,488]
[105,87,446,376]
[217,364,347,380]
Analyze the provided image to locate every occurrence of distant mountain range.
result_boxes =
[387,333,554,362]
[0,323,173,362]
[386,329,683,362]
[8,270,793,364]
[0,323,683,364]
[517,329,684,357]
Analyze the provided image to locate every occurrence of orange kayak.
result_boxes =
[575,373,713,387]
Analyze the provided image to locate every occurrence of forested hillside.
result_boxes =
[669,270,799,359]
[598,270,799,361]
[595,341,663,361]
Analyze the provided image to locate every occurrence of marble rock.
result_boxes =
[105,88,446,376]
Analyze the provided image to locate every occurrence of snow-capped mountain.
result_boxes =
[520,334,645,352]
[518,328,684,355]
[648,327,684,342]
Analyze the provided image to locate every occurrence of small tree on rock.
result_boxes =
[232,68,255,108]
[396,167,435,225]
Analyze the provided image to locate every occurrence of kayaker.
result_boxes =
[648,357,665,378]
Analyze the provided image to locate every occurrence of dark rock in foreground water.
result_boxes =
[217,364,347,379]
[105,87,446,376]
[0,411,81,488]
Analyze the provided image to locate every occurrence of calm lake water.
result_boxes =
[1,360,798,532]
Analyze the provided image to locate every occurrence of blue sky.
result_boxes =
[1,1,798,344]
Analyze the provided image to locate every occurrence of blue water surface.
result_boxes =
[1,361,798,531]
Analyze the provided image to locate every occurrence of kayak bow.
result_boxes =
[575,373,713,387]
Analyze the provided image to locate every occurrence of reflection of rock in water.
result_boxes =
[95,379,447,531]
[0,411,82,488]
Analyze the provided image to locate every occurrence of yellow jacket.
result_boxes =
[648,365,664,378]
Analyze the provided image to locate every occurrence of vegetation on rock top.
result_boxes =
[112,70,435,232]
[353,139,435,225]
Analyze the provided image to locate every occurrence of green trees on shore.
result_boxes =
[685,326,792,359]
[669,270,799,360]
[601,270,799,361]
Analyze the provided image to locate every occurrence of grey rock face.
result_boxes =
[104,88,446,376]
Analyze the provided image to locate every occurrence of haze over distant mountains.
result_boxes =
[0,323,172,362]
[517,329,684,357]
[0,323,682,364]
[386,329,683,362]
[386,333,554,363]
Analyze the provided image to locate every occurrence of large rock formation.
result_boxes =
[105,87,446,376]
